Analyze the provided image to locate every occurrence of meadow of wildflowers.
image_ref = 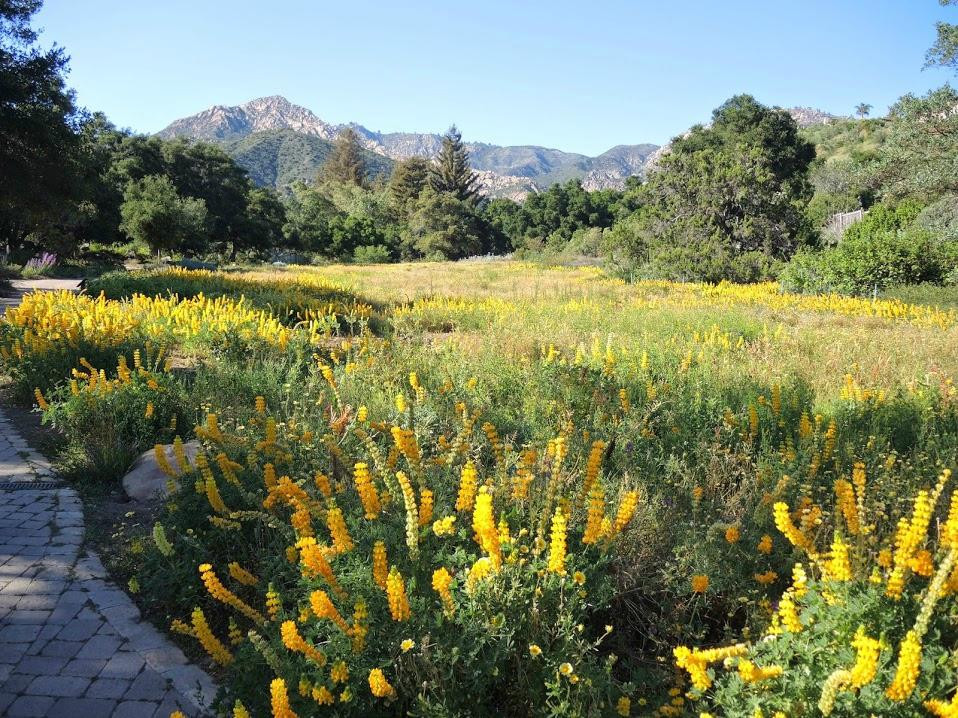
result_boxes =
[3,262,958,716]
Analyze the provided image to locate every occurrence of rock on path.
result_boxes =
[0,405,216,716]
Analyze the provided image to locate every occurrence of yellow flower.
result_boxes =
[548,507,568,575]
[572,571,586,585]
[190,607,232,666]
[386,567,412,621]
[400,638,415,652]
[559,662,574,676]
[368,668,395,699]
[353,462,381,519]
[270,677,298,718]
[616,697,631,716]
[456,461,478,512]
[529,644,542,657]
[372,541,388,589]
[886,630,922,701]
[725,526,740,544]
[432,567,455,614]
[757,534,773,554]
[473,486,502,569]
[691,574,709,593]
[280,620,326,665]
[310,590,350,632]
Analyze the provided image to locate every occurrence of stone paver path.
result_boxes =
[0,407,216,716]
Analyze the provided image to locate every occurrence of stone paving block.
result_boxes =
[6,694,55,717]
[55,618,103,642]
[5,609,51,625]
[86,676,133,699]
[12,655,67,676]
[39,639,82,659]
[141,644,187,672]
[163,664,217,708]
[0,642,30,664]
[0,406,215,716]
[2,673,33,693]
[113,699,161,717]
[75,634,121,660]
[46,696,118,718]
[46,603,83,625]
[153,694,193,718]
[100,651,145,680]
[99,600,140,622]
[24,674,90,697]
[0,624,42,643]
[61,657,107,677]
[15,594,58,611]
[124,669,169,701]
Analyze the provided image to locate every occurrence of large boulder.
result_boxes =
[122,441,202,502]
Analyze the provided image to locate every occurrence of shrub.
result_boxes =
[685,469,958,716]
[139,371,638,716]
[781,228,947,295]
[353,245,392,264]
[43,355,186,482]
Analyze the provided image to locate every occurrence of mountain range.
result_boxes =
[157,96,839,198]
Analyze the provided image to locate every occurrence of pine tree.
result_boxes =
[389,156,431,212]
[429,125,480,203]
[319,127,367,187]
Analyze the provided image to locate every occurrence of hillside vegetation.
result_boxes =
[221,130,395,191]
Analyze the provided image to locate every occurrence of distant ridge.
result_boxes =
[157,96,659,197]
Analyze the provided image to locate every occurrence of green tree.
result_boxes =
[429,125,480,203]
[873,85,958,198]
[613,95,814,280]
[925,0,958,73]
[389,156,431,213]
[855,103,873,119]
[237,187,287,259]
[0,0,84,253]
[282,183,341,253]
[673,94,815,200]
[404,188,484,259]
[319,127,367,187]
[119,175,208,256]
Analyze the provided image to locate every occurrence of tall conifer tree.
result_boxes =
[319,127,367,187]
[429,125,480,203]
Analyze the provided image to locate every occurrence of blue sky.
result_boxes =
[36,0,955,155]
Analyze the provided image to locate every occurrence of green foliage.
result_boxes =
[913,194,958,243]
[388,157,431,214]
[353,244,392,264]
[781,200,958,295]
[780,229,949,295]
[430,126,480,204]
[873,86,958,199]
[219,129,393,191]
[318,128,368,187]
[492,180,621,254]
[925,0,958,73]
[0,0,86,255]
[282,182,400,261]
[611,95,814,281]
[119,175,209,255]
[44,366,185,483]
[403,188,487,259]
